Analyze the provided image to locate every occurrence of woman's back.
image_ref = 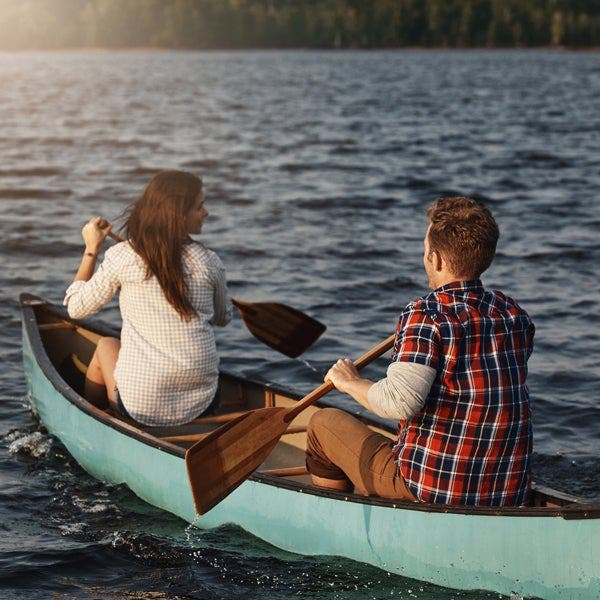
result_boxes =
[64,170,232,426]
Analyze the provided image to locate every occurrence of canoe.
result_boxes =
[20,293,600,599]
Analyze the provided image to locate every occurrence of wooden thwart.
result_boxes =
[39,320,103,345]
[161,419,307,445]
[39,321,76,331]
[190,411,248,425]
[185,333,396,514]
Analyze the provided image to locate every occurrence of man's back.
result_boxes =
[394,280,535,506]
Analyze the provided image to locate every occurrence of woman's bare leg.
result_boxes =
[84,337,120,410]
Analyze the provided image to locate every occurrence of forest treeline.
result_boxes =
[0,0,598,50]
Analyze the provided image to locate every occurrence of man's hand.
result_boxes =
[325,358,362,394]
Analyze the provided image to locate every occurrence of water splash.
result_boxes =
[5,429,52,458]
[184,513,202,546]
[298,358,321,375]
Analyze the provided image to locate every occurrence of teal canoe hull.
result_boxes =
[20,295,600,600]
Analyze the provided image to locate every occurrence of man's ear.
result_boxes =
[432,249,444,272]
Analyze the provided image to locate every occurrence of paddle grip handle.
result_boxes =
[284,333,397,422]
[108,230,123,243]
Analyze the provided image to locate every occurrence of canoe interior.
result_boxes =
[30,296,338,486]
[22,293,599,515]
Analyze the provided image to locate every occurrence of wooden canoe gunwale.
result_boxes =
[254,474,599,519]
[20,293,600,520]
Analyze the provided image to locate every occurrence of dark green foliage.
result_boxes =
[0,0,598,49]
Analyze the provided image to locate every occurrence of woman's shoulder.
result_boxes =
[104,241,146,272]
[185,242,226,271]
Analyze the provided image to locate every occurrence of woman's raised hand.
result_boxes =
[82,217,113,253]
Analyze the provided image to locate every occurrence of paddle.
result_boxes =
[103,228,325,357]
[185,333,396,515]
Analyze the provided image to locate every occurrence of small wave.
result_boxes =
[89,138,160,150]
[5,430,52,458]
[14,136,74,147]
[533,452,600,501]
[182,158,222,171]
[329,144,360,156]
[110,531,190,567]
[407,178,433,189]
[327,246,395,260]
[517,248,588,262]
[72,496,114,514]
[516,151,573,169]
[433,188,466,199]
[0,188,72,200]
[294,197,337,210]
[295,196,395,210]
[494,176,526,190]
[121,166,162,176]
[58,522,87,536]
[225,246,268,259]
[279,161,376,174]
[0,167,66,177]
[0,239,78,258]
[374,143,411,154]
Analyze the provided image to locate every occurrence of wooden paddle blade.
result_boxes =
[232,298,326,358]
[185,407,289,514]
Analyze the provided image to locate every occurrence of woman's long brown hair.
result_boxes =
[123,170,202,321]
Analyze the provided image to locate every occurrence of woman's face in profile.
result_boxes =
[186,191,208,235]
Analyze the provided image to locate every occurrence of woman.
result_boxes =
[64,170,232,426]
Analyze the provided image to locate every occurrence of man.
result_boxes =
[305,197,535,506]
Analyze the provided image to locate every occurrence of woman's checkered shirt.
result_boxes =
[65,241,232,426]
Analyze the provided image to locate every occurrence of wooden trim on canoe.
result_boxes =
[191,411,247,425]
[39,320,102,344]
[39,321,76,331]
[160,422,307,445]
[259,466,308,477]
[161,433,209,444]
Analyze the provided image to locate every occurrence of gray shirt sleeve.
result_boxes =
[367,361,436,420]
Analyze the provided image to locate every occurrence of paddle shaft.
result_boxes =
[283,333,396,423]
[107,230,124,243]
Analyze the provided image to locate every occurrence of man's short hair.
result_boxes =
[426,197,499,279]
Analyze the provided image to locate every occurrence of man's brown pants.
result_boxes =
[305,407,416,500]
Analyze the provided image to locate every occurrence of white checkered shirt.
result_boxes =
[64,241,232,426]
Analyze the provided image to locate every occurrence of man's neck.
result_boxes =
[430,272,473,290]
[430,272,454,290]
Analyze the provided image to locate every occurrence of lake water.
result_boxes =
[0,49,598,599]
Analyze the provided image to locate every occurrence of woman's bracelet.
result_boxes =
[84,251,98,258]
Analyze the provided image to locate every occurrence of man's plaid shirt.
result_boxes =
[392,280,535,506]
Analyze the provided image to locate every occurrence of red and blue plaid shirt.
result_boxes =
[392,280,535,506]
